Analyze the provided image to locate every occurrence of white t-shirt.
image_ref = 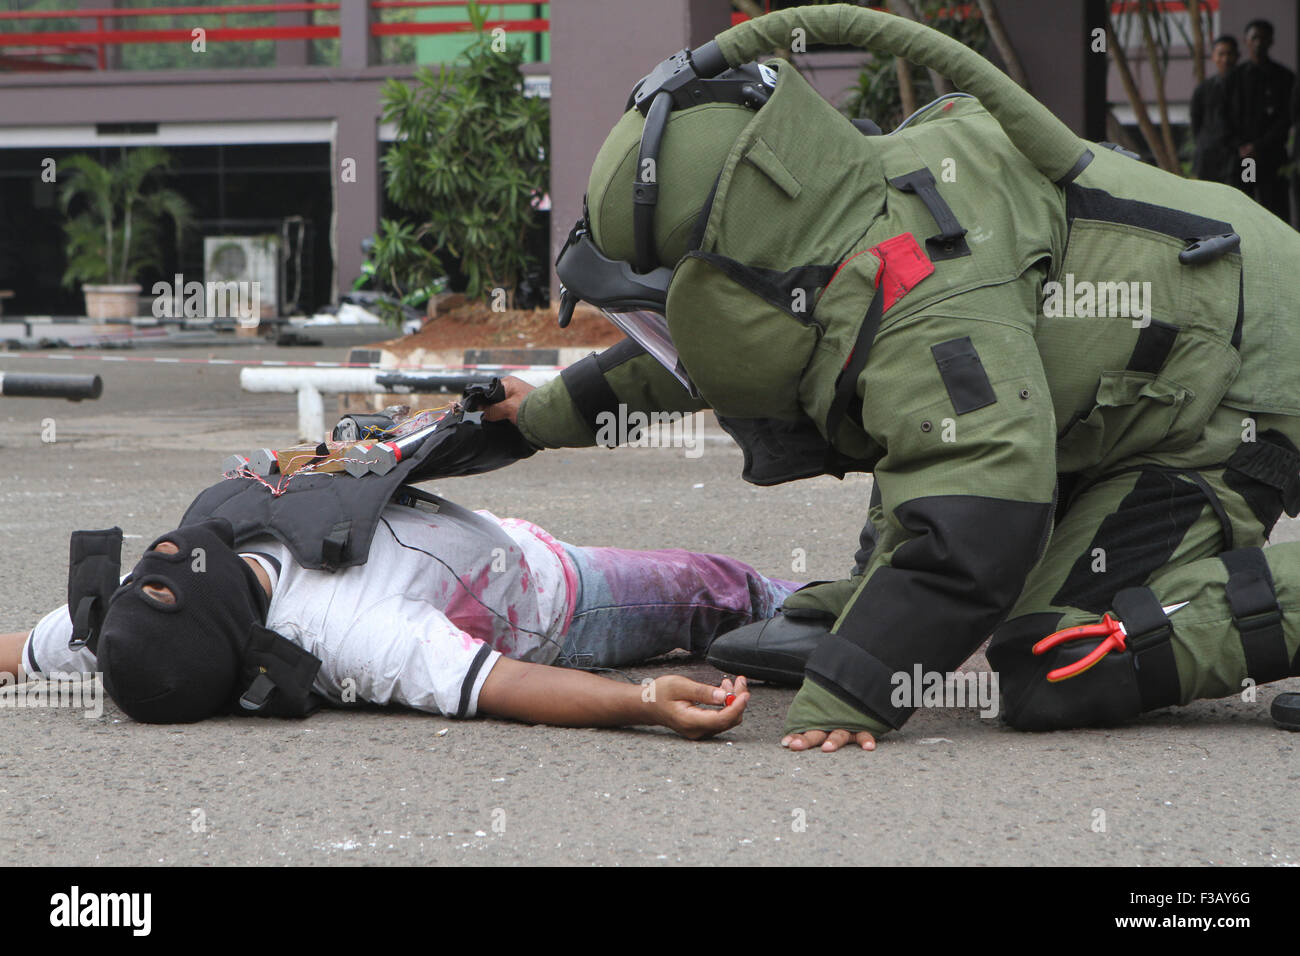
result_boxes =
[23,505,577,719]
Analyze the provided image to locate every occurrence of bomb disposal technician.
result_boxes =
[486,4,1300,752]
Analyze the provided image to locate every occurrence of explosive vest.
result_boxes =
[67,404,538,719]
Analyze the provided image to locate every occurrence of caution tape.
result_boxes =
[0,352,565,372]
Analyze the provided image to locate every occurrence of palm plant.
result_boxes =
[58,147,192,288]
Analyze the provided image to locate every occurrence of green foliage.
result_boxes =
[840,2,990,132]
[379,1,549,302]
[354,218,448,325]
[57,148,192,287]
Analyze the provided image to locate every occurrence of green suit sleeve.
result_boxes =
[517,339,710,449]
[794,290,1058,732]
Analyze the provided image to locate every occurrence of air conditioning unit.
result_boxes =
[203,236,279,323]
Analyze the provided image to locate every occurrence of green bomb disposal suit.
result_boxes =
[519,5,1300,737]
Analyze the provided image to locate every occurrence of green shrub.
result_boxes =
[840,2,990,132]
[379,1,549,304]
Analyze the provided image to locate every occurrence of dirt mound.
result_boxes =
[372,300,623,356]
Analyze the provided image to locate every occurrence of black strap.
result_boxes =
[1098,142,1139,161]
[826,286,885,439]
[686,252,835,324]
[806,636,910,730]
[236,623,323,717]
[1126,319,1179,374]
[1054,148,1095,186]
[687,173,722,253]
[887,168,971,261]
[69,596,100,651]
[632,92,671,274]
[239,673,277,711]
[1111,586,1181,710]
[1065,184,1233,242]
[1227,431,1300,516]
[1176,469,1235,553]
[320,520,351,568]
[66,526,124,655]
[1232,272,1244,350]
[560,343,645,445]
[1220,548,1292,683]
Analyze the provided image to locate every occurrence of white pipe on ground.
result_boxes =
[240,366,559,441]
[240,367,383,395]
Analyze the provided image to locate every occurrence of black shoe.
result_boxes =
[705,613,831,686]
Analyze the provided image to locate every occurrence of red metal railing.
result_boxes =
[0,1,548,71]
[0,1,1216,72]
[0,2,341,70]
[370,0,546,37]
[371,20,548,37]
[731,0,1221,25]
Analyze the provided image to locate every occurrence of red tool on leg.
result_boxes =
[1032,601,1188,682]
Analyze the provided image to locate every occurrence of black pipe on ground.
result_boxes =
[0,372,103,401]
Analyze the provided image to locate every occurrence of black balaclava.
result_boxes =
[97,518,270,723]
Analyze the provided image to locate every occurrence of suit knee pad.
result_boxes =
[989,612,1145,731]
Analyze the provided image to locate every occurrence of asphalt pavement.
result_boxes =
[1,345,1296,866]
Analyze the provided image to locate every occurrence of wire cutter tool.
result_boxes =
[1032,601,1189,682]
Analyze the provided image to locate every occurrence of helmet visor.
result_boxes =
[600,308,696,395]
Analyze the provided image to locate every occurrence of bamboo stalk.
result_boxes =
[1106,17,1177,172]
[887,0,955,94]
[1105,108,1145,156]
[1187,0,1205,86]
[1139,0,1181,174]
[975,0,1030,89]
[896,54,918,116]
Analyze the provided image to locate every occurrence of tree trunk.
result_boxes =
[1105,109,1145,157]
[103,211,114,287]
[896,55,917,117]
[1187,0,1205,86]
[976,0,1030,90]
[120,197,134,287]
[1139,1,1181,175]
[1106,17,1177,172]
[887,0,954,94]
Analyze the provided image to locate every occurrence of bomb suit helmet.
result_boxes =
[555,48,775,390]
[555,5,1092,408]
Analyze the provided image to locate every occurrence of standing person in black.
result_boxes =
[1226,19,1294,220]
[1191,35,1239,184]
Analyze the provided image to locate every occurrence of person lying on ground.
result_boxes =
[0,494,797,739]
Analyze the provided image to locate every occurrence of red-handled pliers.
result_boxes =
[1032,601,1189,682]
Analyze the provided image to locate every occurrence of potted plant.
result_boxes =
[58,147,191,320]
